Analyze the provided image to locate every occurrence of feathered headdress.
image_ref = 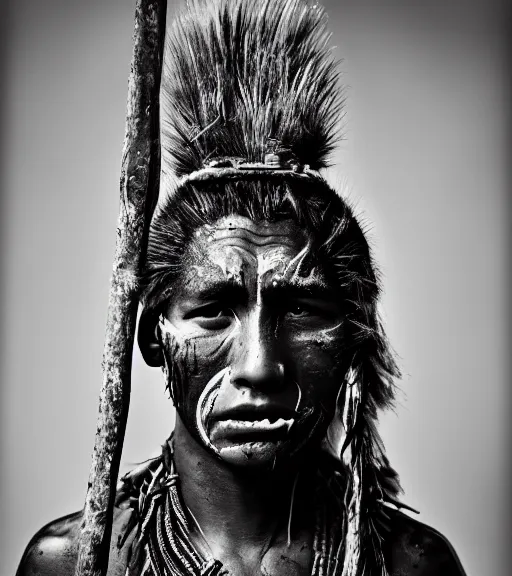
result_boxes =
[160,0,342,179]
[142,1,408,575]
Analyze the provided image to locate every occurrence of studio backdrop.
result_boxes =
[1,1,509,575]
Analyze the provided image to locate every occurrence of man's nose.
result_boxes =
[229,312,285,393]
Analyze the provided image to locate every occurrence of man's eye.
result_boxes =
[286,303,312,318]
[200,306,231,319]
[184,304,229,318]
[183,304,234,329]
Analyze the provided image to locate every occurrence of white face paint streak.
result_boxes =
[255,249,289,306]
[282,241,311,283]
[321,321,344,335]
[205,243,292,308]
[289,321,344,345]
[195,367,231,456]
[257,254,263,307]
[318,321,345,343]
[200,240,247,289]
[295,381,302,413]
[224,309,241,344]
[159,315,180,338]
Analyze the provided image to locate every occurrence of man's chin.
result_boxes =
[216,440,284,467]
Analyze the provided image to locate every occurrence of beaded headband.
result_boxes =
[177,153,324,187]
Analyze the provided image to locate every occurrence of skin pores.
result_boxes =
[159,215,346,468]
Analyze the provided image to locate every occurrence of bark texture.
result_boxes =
[75,1,166,574]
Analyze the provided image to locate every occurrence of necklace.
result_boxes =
[135,452,344,576]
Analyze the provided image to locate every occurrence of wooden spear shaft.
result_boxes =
[75,1,166,574]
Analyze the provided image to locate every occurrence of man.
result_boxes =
[17,0,466,574]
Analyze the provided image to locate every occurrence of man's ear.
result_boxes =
[138,309,164,367]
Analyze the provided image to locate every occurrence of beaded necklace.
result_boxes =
[126,447,348,576]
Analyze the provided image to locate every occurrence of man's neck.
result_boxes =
[171,416,314,559]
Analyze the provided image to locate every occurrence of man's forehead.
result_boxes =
[193,215,307,250]
[177,215,328,291]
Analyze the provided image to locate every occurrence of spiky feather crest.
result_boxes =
[161,0,343,177]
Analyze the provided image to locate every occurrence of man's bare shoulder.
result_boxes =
[16,511,81,576]
[383,507,467,576]
[16,485,138,576]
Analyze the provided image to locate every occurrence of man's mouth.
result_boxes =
[210,417,294,444]
[208,404,296,446]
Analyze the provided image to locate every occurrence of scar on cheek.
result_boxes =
[195,367,231,456]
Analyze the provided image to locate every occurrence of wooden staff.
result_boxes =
[75,1,166,574]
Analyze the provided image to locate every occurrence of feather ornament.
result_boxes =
[161,0,343,177]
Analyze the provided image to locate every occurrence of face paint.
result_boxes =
[160,216,347,468]
[158,312,240,416]
[195,367,229,456]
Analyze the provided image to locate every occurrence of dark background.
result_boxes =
[1,1,509,574]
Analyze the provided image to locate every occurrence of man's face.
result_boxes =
[159,215,346,468]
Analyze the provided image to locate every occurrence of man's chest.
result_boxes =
[217,535,314,576]
[188,525,314,576]
[259,540,313,576]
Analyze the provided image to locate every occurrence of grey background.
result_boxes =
[1,1,509,575]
